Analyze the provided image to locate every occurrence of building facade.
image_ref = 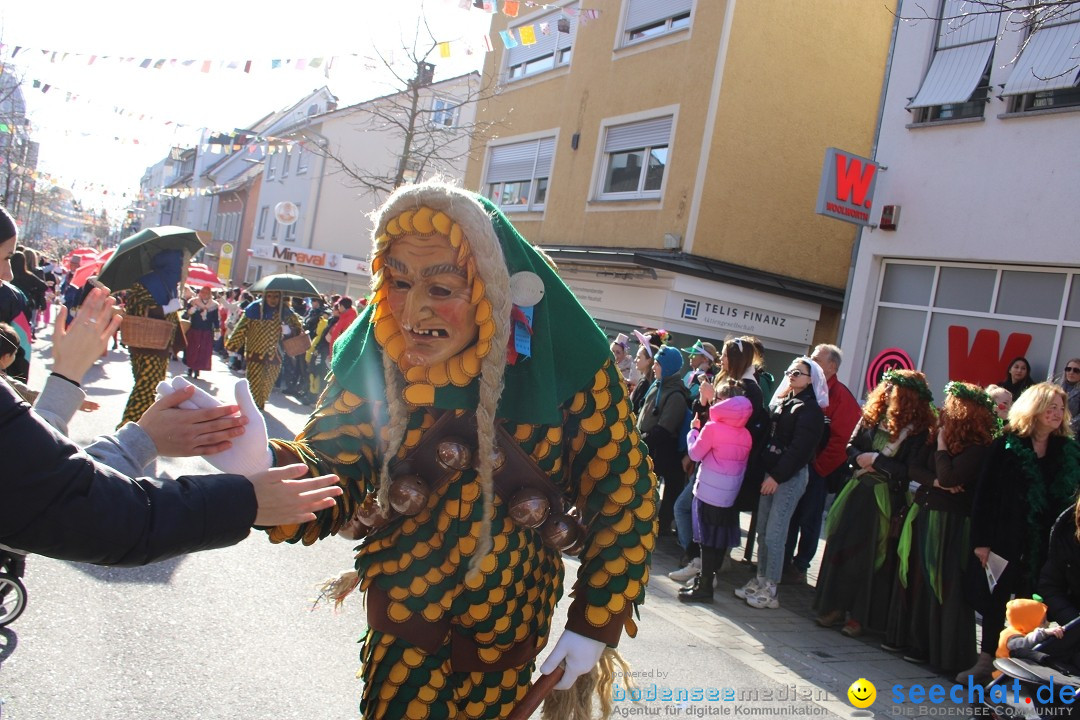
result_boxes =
[837,0,1080,397]
[248,73,480,300]
[464,0,894,363]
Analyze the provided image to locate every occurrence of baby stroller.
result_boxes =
[982,653,1080,718]
[0,547,27,626]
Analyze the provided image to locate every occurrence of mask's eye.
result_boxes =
[391,278,412,291]
[429,285,452,298]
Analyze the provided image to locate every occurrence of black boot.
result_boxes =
[678,573,714,603]
[678,545,717,603]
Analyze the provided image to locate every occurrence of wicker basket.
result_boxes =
[283,333,312,357]
[121,315,175,350]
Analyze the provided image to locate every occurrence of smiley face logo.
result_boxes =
[847,678,876,708]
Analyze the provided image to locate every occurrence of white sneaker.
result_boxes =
[734,576,762,600]
[668,557,701,583]
[746,581,779,609]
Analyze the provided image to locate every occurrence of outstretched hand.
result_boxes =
[138,384,247,456]
[250,464,342,526]
[51,287,123,383]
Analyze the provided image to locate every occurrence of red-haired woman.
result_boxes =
[814,369,936,638]
[887,382,996,673]
[961,382,1080,683]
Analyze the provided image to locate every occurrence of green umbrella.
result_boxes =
[97,226,205,292]
[247,273,321,297]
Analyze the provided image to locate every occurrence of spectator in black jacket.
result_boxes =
[1,375,343,566]
[0,207,31,382]
[736,357,826,610]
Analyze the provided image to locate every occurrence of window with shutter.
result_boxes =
[597,115,673,200]
[484,136,556,212]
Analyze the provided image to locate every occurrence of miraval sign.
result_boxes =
[815,147,879,227]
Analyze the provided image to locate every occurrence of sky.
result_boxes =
[0,0,494,220]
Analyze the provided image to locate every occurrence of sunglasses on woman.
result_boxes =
[785,369,811,378]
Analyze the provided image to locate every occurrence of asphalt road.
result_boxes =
[0,334,844,720]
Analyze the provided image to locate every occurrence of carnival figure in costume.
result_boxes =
[249,183,657,720]
[225,290,303,410]
[119,249,186,427]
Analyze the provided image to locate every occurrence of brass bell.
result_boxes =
[355,499,384,527]
[508,488,550,529]
[540,513,582,552]
[436,438,472,471]
[388,474,430,516]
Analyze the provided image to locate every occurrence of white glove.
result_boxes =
[158,376,272,476]
[162,298,182,314]
[281,323,291,336]
[538,629,606,690]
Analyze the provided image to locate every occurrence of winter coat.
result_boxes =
[1038,506,1080,626]
[686,395,753,508]
[812,374,862,477]
[761,386,825,484]
[0,379,256,566]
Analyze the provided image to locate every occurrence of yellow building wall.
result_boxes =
[693,2,894,288]
[465,1,894,291]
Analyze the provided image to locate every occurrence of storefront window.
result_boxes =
[1066,279,1080,322]
[868,260,1080,394]
[997,271,1066,319]
[934,267,995,312]
[880,263,934,305]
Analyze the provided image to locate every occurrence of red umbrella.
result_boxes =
[62,248,99,271]
[185,262,225,289]
[70,259,103,289]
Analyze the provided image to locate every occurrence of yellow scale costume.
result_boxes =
[225,299,303,410]
[265,185,657,720]
[119,282,180,427]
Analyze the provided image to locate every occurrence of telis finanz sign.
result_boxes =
[815,147,879,227]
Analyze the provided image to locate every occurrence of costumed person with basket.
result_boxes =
[118,249,186,427]
[224,290,304,410]
[193,182,658,719]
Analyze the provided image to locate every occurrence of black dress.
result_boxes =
[814,422,928,632]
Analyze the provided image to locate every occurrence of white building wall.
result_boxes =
[838,1,1080,397]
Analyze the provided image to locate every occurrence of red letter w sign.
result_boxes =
[815,147,879,227]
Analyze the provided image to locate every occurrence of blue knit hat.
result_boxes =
[655,346,683,379]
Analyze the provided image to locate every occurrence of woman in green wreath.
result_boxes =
[814,369,936,639]
[958,382,1079,684]
[885,381,997,673]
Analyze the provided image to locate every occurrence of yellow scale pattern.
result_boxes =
[268,359,655,719]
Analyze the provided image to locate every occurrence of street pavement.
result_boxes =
[0,327,982,719]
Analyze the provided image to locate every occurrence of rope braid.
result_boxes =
[369,192,512,580]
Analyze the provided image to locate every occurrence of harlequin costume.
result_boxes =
[265,183,657,720]
[119,250,185,427]
[225,292,303,410]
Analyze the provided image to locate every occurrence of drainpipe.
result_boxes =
[299,127,330,254]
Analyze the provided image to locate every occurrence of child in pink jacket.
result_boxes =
[678,380,753,603]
